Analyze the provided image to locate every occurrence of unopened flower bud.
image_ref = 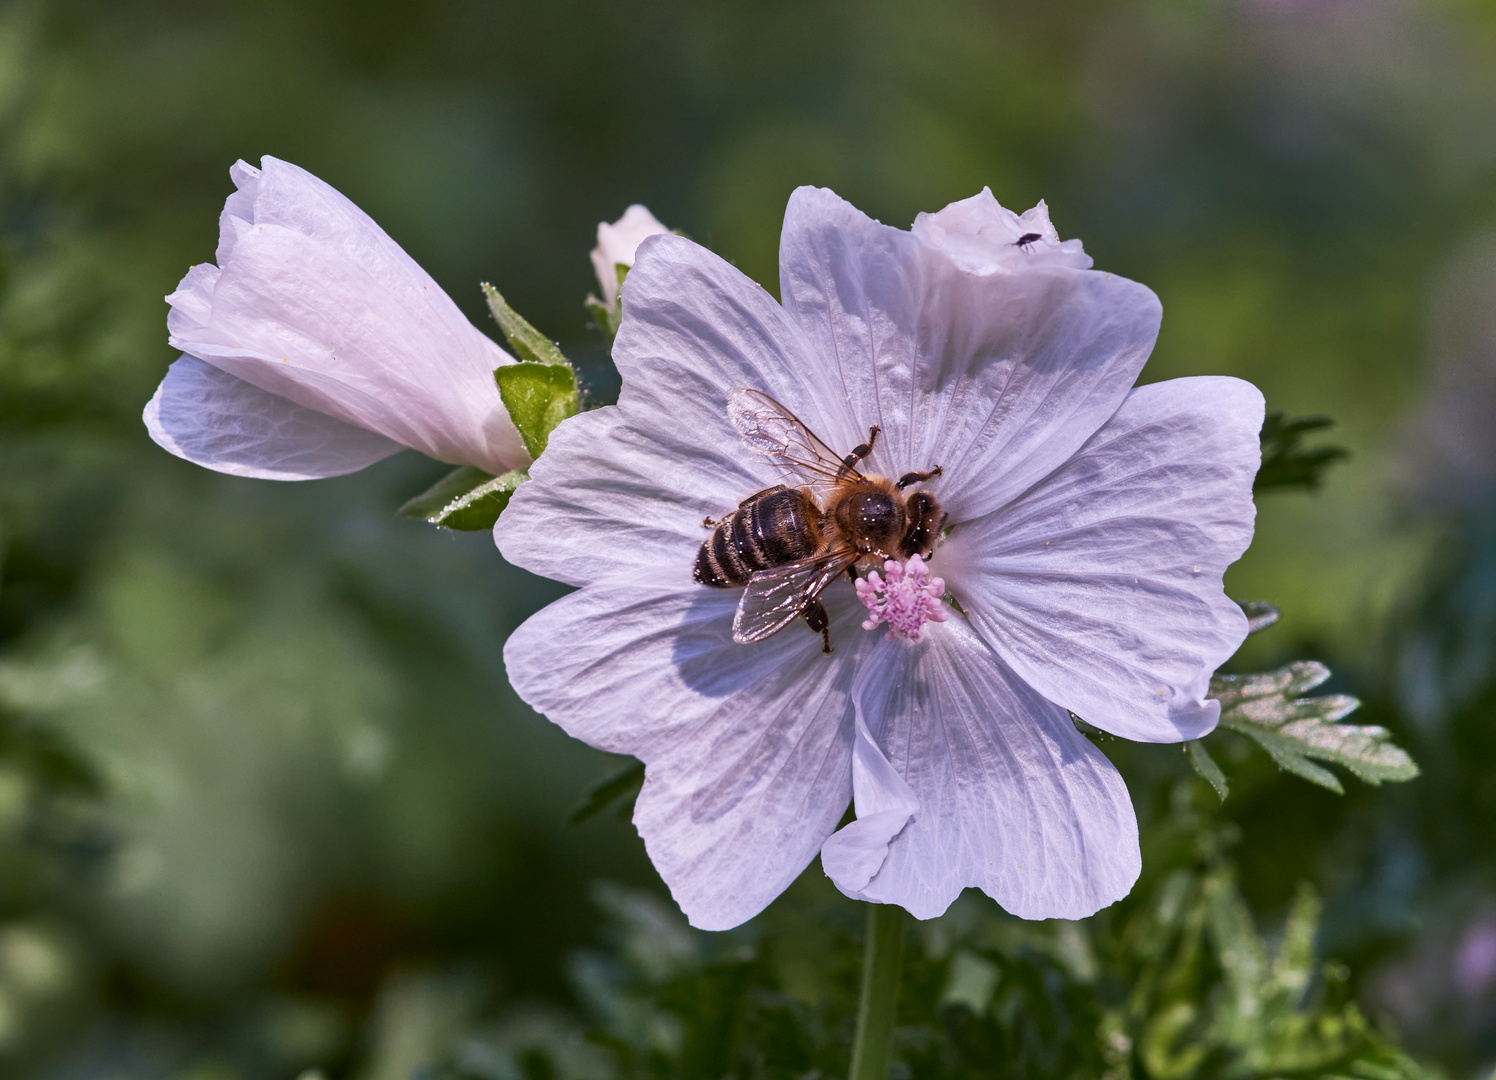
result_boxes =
[590,205,670,306]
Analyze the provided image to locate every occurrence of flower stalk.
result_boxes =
[849,902,907,1080]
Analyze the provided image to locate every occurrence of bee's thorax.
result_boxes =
[829,481,906,556]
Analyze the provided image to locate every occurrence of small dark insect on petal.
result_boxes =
[1015,232,1042,249]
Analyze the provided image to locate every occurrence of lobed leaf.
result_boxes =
[1255,411,1350,493]
[1238,600,1280,634]
[398,465,528,531]
[1212,662,1419,793]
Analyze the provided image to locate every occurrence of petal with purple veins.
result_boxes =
[145,355,404,480]
[939,376,1263,743]
[777,186,1164,523]
[503,570,878,930]
[825,621,1140,920]
[501,231,897,587]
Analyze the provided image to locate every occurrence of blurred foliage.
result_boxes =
[421,787,1435,1080]
[2,0,1496,1077]
[1255,414,1350,494]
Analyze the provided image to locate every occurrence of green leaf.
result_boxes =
[481,282,572,367]
[495,361,579,459]
[1256,411,1350,493]
[939,949,1000,1015]
[1186,739,1229,800]
[568,760,645,825]
[1141,1001,1209,1080]
[1212,661,1419,793]
[1267,882,1320,1007]
[1239,600,1280,634]
[397,465,528,530]
[1202,867,1268,1043]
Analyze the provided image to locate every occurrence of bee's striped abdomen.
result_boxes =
[694,486,819,587]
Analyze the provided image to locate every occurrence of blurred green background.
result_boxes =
[2,0,1496,1076]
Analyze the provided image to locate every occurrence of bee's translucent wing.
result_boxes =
[732,548,856,644]
[726,387,857,495]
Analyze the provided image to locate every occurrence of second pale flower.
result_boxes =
[145,156,529,481]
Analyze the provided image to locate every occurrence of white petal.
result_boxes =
[500,232,873,586]
[620,233,869,455]
[144,355,403,480]
[503,570,879,930]
[496,399,753,586]
[824,621,1140,920]
[777,186,1162,523]
[818,709,919,895]
[168,157,527,475]
[912,189,1092,274]
[939,376,1263,743]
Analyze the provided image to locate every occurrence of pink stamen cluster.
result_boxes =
[855,554,948,643]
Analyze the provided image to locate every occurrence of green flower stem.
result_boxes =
[849,902,906,1080]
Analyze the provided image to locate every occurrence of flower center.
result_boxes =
[855,554,948,642]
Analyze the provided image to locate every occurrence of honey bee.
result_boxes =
[694,388,947,653]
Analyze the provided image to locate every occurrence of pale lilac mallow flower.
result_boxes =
[590,205,671,306]
[145,156,529,481]
[497,186,1263,930]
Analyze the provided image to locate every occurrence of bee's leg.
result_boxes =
[839,425,881,476]
[802,599,832,654]
[896,464,944,490]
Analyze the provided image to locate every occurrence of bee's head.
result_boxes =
[899,490,947,559]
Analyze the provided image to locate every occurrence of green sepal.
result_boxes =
[568,760,645,825]
[585,293,621,338]
[1212,661,1419,793]
[1186,739,1230,800]
[495,362,579,459]
[1069,711,1104,737]
[397,465,528,531]
[482,282,572,367]
[585,265,629,339]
